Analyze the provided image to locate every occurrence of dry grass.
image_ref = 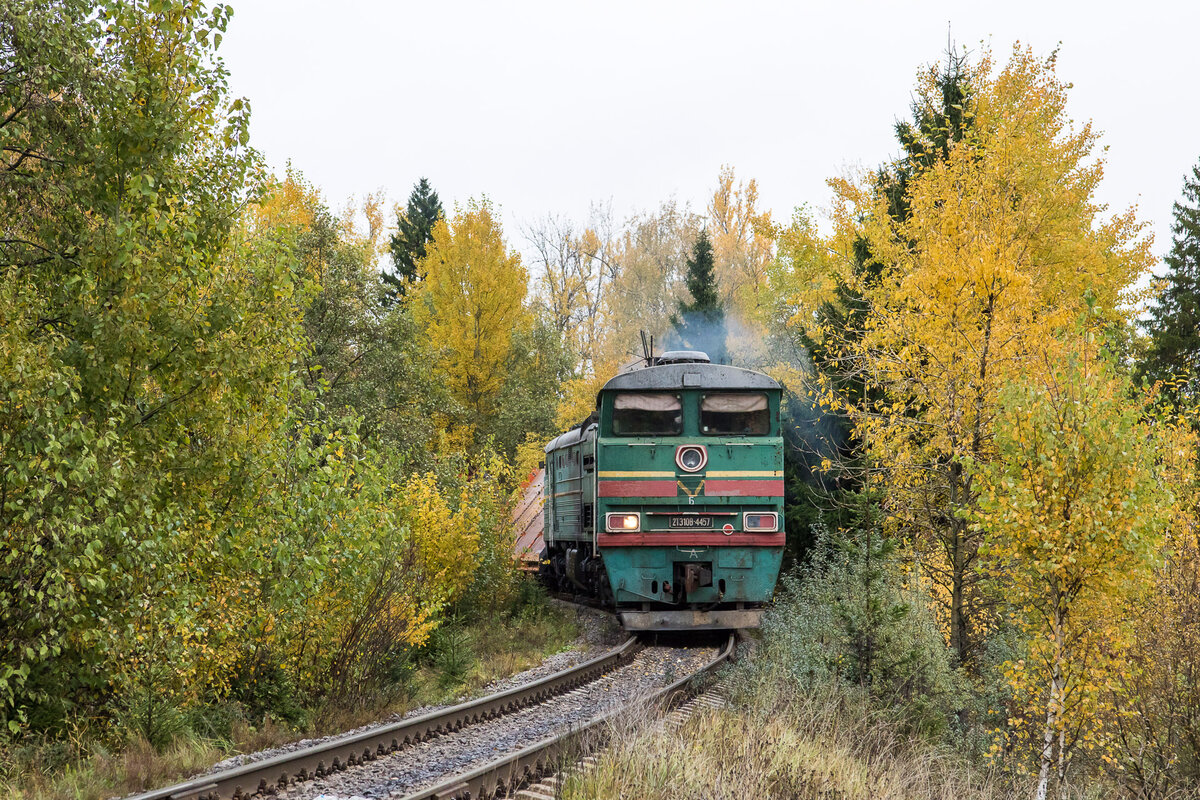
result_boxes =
[3,732,226,800]
[1,600,578,800]
[563,675,1030,800]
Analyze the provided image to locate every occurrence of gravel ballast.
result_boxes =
[277,645,717,799]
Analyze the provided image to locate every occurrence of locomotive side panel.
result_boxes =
[541,421,604,598]
[543,422,597,548]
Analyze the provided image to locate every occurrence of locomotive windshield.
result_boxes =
[700,392,770,435]
[612,393,682,435]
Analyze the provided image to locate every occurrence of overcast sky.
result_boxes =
[221,0,1200,268]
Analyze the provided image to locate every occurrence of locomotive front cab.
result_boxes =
[594,354,785,630]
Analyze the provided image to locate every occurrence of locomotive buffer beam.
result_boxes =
[619,605,764,631]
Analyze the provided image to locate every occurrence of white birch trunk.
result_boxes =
[1057,726,1069,800]
[1036,605,1065,800]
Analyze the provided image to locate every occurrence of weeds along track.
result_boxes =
[125,635,645,800]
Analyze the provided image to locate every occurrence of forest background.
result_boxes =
[4,2,1200,799]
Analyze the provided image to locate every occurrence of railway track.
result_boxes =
[125,631,732,800]
[125,636,643,800]
[399,633,735,800]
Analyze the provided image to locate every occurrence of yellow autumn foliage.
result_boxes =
[400,471,481,609]
[807,45,1155,663]
[414,198,531,433]
[708,165,775,319]
[556,359,615,431]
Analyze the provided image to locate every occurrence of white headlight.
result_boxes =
[605,512,640,532]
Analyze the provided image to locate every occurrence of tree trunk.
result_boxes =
[1037,604,1066,800]
[950,517,966,663]
[954,290,995,668]
[1056,726,1069,800]
[948,459,968,665]
[1036,702,1054,800]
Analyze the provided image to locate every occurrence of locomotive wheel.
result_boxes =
[598,577,614,607]
[552,551,569,592]
[596,560,614,607]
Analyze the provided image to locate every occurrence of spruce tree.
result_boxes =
[884,47,973,223]
[386,177,443,297]
[671,229,726,361]
[1139,158,1200,412]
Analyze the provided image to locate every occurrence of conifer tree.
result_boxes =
[671,230,726,361]
[1139,158,1200,411]
[386,177,443,297]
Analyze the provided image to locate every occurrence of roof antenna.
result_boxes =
[639,330,654,367]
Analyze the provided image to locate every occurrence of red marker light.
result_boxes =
[743,512,779,532]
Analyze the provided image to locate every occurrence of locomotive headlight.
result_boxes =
[675,444,707,473]
[605,512,640,532]
[743,512,779,532]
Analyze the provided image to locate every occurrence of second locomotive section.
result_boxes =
[542,352,784,630]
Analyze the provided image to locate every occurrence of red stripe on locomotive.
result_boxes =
[597,480,678,497]
[597,531,785,547]
[704,479,785,497]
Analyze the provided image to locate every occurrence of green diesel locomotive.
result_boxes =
[540,351,784,630]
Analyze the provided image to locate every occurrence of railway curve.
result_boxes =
[124,635,642,800]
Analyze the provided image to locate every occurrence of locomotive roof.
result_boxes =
[599,362,781,394]
[544,418,597,453]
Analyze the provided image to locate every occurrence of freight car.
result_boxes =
[540,350,784,630]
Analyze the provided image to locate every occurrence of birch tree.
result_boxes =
[526,204,618,374]
[975,334,1174,799]
[708,165,774,315]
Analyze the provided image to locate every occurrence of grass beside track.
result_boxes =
[1,594,578,800]
[563,674,1027,800]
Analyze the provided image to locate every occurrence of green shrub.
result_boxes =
[429,626,475,690]
[737,521,966,736]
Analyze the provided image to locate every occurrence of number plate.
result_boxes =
[669,516,711,529]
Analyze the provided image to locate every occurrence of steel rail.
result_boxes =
[398,633,736,800]
[125,636,642,800]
